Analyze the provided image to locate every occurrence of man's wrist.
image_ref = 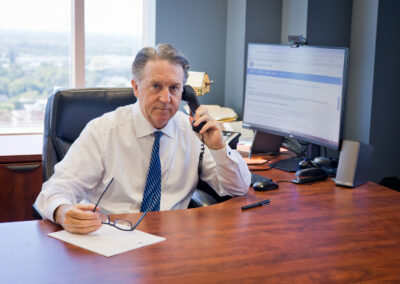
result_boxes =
[53,204,69,224]
[207,142,226,150]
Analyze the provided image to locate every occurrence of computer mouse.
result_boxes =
[253,180,279,191]
[313,156,331,167]
[298,158,316,169]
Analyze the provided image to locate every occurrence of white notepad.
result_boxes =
[48,226,166,257]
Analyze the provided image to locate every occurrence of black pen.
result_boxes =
[241,199,270,210]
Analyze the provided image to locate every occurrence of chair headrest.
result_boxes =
[46,88,136,143]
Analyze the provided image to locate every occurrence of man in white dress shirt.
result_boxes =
[35,43,251,234]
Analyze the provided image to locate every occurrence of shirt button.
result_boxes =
[228,151,231,155]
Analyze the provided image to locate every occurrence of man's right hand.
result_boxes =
[54,204,102,235]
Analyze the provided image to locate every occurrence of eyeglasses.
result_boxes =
[92,177,153,231]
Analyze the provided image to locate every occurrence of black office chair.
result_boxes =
[33,88,136,219]
[41,88,137,182]
[33,87,225,219]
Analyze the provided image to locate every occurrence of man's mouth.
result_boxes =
[154,108,171,116]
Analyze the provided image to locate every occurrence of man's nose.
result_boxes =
[159,88,171,103]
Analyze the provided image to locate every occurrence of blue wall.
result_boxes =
[370,0,400,182]
[155,0,400,183]
[155,0,227,106]
[307,0,353,47]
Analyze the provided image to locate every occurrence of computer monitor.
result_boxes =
[243,43,349,171]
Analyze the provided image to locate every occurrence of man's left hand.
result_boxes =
[190,106,225,150]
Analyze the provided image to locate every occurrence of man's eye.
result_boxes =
[170,86,178,92]
[153,84,160,89]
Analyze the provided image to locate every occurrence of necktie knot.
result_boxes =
[154,131,162,141]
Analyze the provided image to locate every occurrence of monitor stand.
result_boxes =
[271,143,321,172]
[271,157,303,172]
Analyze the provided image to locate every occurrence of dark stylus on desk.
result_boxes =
[241,199,270,210]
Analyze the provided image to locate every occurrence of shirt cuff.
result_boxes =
[45,198,73,223]
[209,144,235,166]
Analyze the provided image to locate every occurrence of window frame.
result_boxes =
[72,0,155,88]
[0,0,154,135]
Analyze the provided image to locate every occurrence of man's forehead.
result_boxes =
[144,60,184,83]
[148,78,182,85]
[145,59,183,71]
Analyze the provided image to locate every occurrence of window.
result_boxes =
[0,0,147,134]
[85,0,143,88]
[0,0,71,133]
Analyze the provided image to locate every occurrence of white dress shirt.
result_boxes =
[35,103,251,221]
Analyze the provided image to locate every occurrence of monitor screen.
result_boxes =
[243,43,348,151]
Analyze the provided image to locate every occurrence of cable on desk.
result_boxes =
[275,180,293,184]
[246,159,271,166]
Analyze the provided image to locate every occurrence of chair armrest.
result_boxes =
[188,179,232,208]
[32,204,44,220]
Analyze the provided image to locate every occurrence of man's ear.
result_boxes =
[131,79,139,98]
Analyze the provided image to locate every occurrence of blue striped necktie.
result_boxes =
[140,131,162,212]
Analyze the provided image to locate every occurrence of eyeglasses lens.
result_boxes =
[98,212,110,224]
[114,219,133,230]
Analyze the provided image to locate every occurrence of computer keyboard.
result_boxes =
[251,173,272,186]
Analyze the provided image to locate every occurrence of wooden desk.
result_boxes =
[1,169,400,283]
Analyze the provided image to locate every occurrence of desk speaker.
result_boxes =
[335,140,373,188]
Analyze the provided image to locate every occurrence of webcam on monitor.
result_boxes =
[288,35,308,47]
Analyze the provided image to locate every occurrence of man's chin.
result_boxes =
[152,117,170,129]
[149,109,178,128]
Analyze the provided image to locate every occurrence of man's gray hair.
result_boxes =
[131,43,190,84]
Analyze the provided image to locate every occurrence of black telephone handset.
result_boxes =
[182,85,241,149]
[182,85,206,132]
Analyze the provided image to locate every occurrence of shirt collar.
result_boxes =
[133,102,176,139]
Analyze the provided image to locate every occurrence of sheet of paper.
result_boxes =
[183,104,237,121]
[48,226,165,257]
[243,157,268,165]
[223,121,255,141]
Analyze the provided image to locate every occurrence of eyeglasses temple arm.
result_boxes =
[131,191,158,230]
[93,177,114,212]
[131,210,148,231]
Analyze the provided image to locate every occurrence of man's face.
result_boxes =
[131,59,184,129]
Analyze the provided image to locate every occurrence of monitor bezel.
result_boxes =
[242,42,349,151]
